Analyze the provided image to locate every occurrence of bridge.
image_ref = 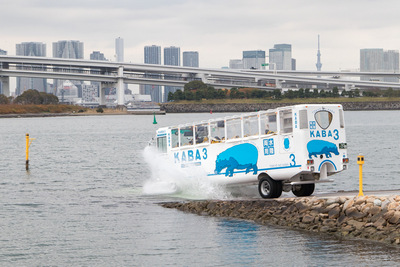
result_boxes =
[1,55,400,106]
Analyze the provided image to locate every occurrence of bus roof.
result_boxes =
[156,104,343,132]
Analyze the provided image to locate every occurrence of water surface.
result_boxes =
[1,111,400,266]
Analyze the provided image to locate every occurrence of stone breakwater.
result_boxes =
[160,101,400,113]
[161,195,400,246]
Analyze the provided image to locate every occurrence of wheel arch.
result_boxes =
[257,172,271,181]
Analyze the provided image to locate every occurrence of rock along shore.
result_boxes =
[160,101,400,113]
[161,195,400,246]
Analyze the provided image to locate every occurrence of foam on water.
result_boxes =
[142,146,231,200]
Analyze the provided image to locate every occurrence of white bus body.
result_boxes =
[154,104,348,198]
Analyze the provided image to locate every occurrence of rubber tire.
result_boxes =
[258,177,282,199]
[292,183,315,197]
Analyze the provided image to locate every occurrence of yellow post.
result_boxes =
[25,133,35,171]
[357,154,365,197]
[26,133,30,170]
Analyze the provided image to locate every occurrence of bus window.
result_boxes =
[315,110,333,129]
[195,124,209,145]
[299,109,308,129]
[210,120,225,143]
[226,118,241,140]
[261,113,277,135]
[180,126,193,146]
[243,115,259,137]
[157,136,167,153]
[280,110,293,134]
[171,128,179,148]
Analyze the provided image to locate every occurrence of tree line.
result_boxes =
[167,81,399,101]
[0,89,59,105]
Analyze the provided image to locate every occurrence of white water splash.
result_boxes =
[142,146,231,200]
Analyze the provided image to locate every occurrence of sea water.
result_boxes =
[1,110,400,266]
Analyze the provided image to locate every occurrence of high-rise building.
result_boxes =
[242,50,265,69]
[115,37,124,62]
[89,51,107,98]
[183,51,199,67]
[269,44,292,70]
[90,51,107,61]
[53,40,84,96]
[115,37,128,93]
[164,46,181,102]
[360,48,399,82]
[142,45,162,102]
[164,46,180,66]
[53,40,84,59]
[82,84,98,102]
[292,58,296,71]
[16,42,47,94]
[229,59,243,69]
[144,45,161,64]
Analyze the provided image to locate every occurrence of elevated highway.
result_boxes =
[1,55,400,105]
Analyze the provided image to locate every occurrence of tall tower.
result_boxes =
[53,40,84,98]
[90,51,107,61]
[316,35,322,71]
[144,45,161,64]
[164,46,181,102]
[53,40,84,59]
[142,45,162,102]
[16,42,47,94]
[164,46,180,66]
[183,51,199,67]
[90,51,107,98]
[269,44,292,70]
[242,50,265,69]
[360,48,399,82]
[115,37,124,62]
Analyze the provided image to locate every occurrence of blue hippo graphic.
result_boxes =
[307,140,339,158]
[284,137,290,150]
[214,143,258,177]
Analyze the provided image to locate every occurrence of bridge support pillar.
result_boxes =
[0,76,10,96]
[99,82,107,106]
[198,73,207,85]
[275,79,282,89]
[116,66,125,107]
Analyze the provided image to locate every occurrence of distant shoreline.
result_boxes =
[1,100,400,118]
[0,110,166,119]
[160,100,400,113]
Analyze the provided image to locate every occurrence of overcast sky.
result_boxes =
[1,0,400,71]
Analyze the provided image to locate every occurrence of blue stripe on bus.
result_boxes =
[207,165,302,176]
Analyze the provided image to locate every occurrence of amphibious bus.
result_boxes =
[154,104,348,198]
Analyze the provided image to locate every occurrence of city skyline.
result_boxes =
[1,1,400,72]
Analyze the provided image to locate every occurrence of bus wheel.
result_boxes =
[292,184,315,197]
[258,177,282,199]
